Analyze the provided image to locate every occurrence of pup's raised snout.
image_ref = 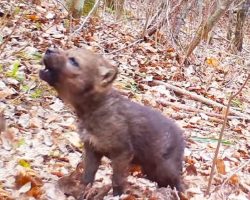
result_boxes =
[45,48,58,56]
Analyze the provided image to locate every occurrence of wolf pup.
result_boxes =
[39,48,185,196]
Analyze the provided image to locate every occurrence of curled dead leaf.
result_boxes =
[15,169,43,198]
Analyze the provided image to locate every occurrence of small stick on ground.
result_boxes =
[221,159,250,189]
[157,99,246,120]
[105,39,144,55]
[206,74,250,196]
[153,80,250,119]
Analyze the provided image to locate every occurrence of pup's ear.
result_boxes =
[98,59,118,87]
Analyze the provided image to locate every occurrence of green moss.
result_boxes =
[66,0,98,18]
[83,0,95,16]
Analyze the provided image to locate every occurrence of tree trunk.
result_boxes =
[226,8,235,40]
[185,0,235,62]
[231,0,250,52]
[172,0,190,42]
[67,0,85,18]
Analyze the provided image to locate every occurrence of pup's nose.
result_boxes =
[45,48,56,55]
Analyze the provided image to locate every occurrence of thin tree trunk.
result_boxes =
[146,0,187,37]
[184,0,235,62]
[227,8,234,40]
[231,0,250,52]
[67,0,85,18]
[172,0,190,41]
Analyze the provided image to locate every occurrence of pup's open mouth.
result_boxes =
[39,67,54,85]
[39,49,59,86]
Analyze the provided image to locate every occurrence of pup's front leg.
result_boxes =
[111,150,133,196]
[81,142,102,185]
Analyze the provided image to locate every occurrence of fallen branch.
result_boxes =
[157,99,246,120]
[153,80,250,119]
[206,73,250,195]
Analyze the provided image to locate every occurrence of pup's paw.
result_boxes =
[79,184,112,200]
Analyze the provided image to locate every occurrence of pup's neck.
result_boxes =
[72,89,119,119]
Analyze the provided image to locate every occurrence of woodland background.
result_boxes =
[0,0,249,199]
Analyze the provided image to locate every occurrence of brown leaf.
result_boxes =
[15,169,43,198]
[26,186,43,198]
[31,0,41,5]
[123,194,137,200]
[215,159,226,175]
[26,14,40,21]
[129,164,142,176]
[229,174,239,185]
[206,57,219,67]
[186,164,198,176]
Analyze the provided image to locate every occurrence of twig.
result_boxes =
[74,0,100,34]
[221,159,250,189]
[157,99,246,120]
[153,80,250,119]
[104,39,143,55]
[53,0,69,12]
[206,74,250,195]
[239,182,250,194]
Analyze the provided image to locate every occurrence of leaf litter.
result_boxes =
[0,0,249,200]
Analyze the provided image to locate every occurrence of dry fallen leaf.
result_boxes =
[26,14,40,21]
[0,188,14,200]
[186,164,198,176]
[206,57,219,67]
[216,159,226,175]
[15,169,43,198]
[229,174,239,185]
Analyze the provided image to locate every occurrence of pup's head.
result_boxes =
[39,48,117,103]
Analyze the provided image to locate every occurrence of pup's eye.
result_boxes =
[68,57,79,67]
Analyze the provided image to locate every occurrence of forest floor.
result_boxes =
[0,1,249,200]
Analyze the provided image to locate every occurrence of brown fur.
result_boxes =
[39,48,185,196]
